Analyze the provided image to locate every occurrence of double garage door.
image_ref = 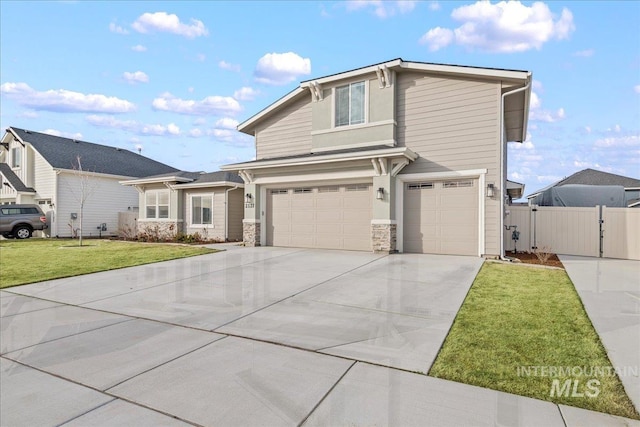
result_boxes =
[403,179,479,256]
[266,184,372,251]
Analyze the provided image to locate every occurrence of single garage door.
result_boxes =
[403,179,478,256]
[267,184,372,251]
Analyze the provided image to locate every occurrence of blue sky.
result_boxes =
[1,1,638,197]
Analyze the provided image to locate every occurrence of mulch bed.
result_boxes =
[505,251,564,268]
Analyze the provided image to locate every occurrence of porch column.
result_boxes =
[371,165,397,254]
[242,182,261,246]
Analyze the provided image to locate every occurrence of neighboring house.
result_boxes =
[221,58,532,257]
[527,168,640,208]
[120,171,244,241]
[506,179,525,204]
[0,127,178,237]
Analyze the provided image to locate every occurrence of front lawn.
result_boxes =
[0,239,216,288]
[430,262,639,420]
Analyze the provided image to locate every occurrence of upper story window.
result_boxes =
[191,195,213,225]
[11,147,21,169]
[335,81,365,127]
[146,190,169,219]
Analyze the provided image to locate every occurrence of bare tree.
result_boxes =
[67,155,99,246]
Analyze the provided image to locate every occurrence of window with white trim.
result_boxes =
[11,147,21,168]
[146,190,169,219]
[191,195,213,225]
[407,182,434,190]
[442,180,474,188]
[335,81,365,127]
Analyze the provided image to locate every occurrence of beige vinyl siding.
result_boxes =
[56,172,139,237]
[396,72,501,255]
[33,150,55,200]
[227,188,243,241]
[184,188,226,240]
[256,94,312,159]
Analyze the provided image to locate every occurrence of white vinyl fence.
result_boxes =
[118,211,138,238]
[504,205,640,260]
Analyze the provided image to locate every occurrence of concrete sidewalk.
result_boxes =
[1,248,639,426]
[560,255,640,414]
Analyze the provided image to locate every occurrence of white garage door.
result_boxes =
[403,179,478,256]
[267,184,372,251]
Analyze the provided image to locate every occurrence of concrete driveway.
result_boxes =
[1,247,636,426]
[560,255,640,414]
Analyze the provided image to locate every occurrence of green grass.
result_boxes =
[0,239,216,288]
[430,262,639,420]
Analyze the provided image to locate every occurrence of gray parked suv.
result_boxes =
[0,204,48,239]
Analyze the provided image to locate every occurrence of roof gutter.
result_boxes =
[500,77,531,261]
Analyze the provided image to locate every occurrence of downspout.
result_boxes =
[225,185,239,241]
[500,79,531,260]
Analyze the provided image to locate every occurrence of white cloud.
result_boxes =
[219,60,241,72]
[419,27,454,52]
[346,0,416,18]
[86,115,181,136]
[573,49,594,57]
[41,129,83,139]
[233,86,259,101]
[131,44,147,52]
[254,52,311,85]
[109,22,129,35]
[131,12,208,38]
[188,128,203,138]
[215,118,239,130]
[193,117,206,125]
[584,126,592,134]
[151,92,241,116]
[594,135,639,148]
[428,1,441,11]
[420,1,575,53]
[634,85,640,94]
[196,53,206,62]
[528,90,565,123]
[537,175,563,183]
[1,82,135,113]
[123,71,149,84]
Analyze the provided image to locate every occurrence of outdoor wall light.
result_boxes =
[245,193,253,204]
[487,183,495,198]
[376,187,385,200]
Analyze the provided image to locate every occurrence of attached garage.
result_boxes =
[266,183,372,251]
[403,179,479,256]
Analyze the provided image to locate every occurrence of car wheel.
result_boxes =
[1,233,14,239]
[14,226,32,239]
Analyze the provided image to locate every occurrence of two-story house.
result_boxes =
[0,127,178,237]
[221,58,531,257]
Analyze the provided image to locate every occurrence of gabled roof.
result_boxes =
[238,58,531,135]
[0,163,35,193]
[6,127,178,178]
[527,168,640,199]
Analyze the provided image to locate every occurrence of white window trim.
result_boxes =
[145,189,170,220]
[395,169,487,256]
[11,146,22,169]
[332,80,369,128]
[189,194,215,228]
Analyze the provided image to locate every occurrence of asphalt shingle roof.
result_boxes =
[132,170,243,185]
[10,128,178,178]
[225,145,396,167]
[0,163,35,192]
[528,168,640,198]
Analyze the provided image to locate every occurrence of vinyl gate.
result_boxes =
[504,205,640,260]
